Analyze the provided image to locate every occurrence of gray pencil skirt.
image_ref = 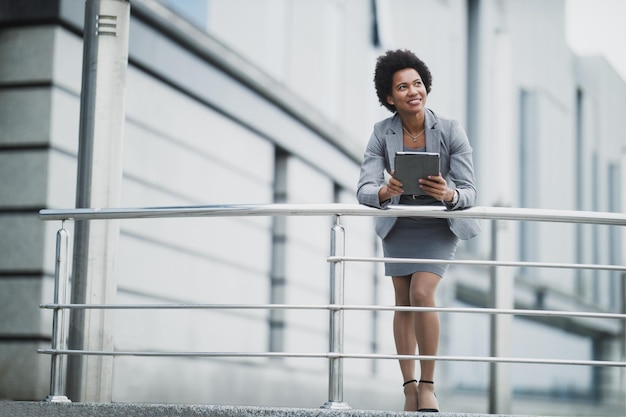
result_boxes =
[381,203,459,277]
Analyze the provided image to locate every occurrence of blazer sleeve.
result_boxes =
[356,125,392,209]
[444,119,477,210]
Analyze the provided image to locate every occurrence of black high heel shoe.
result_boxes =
[417,380,439,412]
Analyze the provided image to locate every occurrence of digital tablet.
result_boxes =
[394,151,440,195]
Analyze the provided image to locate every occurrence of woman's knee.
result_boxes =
[409,286,433,305]
[409,273,439,305]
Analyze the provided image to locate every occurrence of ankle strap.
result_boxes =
[402,379,417,387]
[419,380,434,384]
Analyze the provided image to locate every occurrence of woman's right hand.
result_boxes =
[379,170,403,202]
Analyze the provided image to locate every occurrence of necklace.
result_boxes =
[402,126,425,142]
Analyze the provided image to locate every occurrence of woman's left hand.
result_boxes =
[419,173,453,202]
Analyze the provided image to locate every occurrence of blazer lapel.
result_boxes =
[387,114,403,171]
[425,108,441,155]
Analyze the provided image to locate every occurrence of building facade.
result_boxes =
[0,0,624,415]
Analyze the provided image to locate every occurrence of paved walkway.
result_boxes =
[0,402,553,417]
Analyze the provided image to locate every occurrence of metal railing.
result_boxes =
[38,204,626,407]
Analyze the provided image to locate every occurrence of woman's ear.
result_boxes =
[387,95,394,105]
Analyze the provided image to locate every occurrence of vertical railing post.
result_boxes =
[488,219,513,414]
[45,224,72,403]
[321,216,350,409]
[68,0,130,402]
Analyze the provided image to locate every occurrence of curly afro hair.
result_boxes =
[374,49,433,113]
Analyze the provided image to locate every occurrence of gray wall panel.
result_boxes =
[0,341,50,400]
[0,88,51,146]
[0,151,48,207]
[0,278,46,335]
[0,27,54,83]
[0,214,45,270]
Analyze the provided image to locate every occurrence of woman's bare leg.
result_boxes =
[410,271,441,411]
[392,275,418,411]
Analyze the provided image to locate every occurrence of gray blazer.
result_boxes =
[357,109,481,240]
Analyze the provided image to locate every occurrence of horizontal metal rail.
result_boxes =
[38,303,626,320]
[37,349,626,368]
[329,255,626,272]
[39,203,626,225]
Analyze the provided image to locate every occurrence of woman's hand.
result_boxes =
[419,173,454,202]
[378,170,404,202]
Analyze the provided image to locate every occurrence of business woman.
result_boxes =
[357,49,480,412]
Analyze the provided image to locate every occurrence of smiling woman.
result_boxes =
[356,49,480,413]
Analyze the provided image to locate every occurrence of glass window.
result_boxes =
[519,89,539,270]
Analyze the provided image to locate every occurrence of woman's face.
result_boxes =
[386,68,427,114]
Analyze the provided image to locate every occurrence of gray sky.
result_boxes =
[566,0,626,82]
